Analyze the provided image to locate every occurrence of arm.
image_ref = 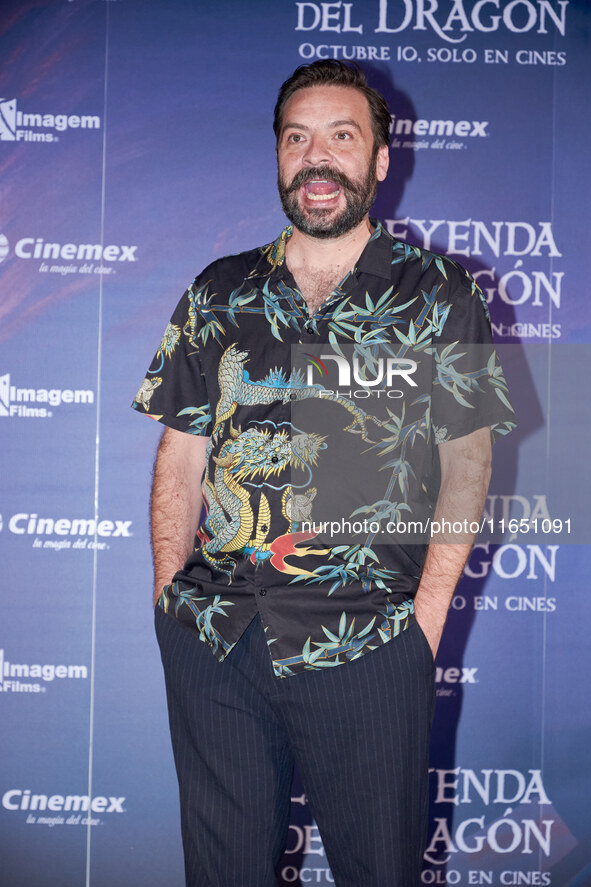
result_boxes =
[413,426,492,658]
[150,426,210,606]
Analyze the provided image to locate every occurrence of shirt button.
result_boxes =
[271,455,279,464]
[259,587,267,597]
[306,326,314,335]
[289,392,297,401]
[261,524,268,532]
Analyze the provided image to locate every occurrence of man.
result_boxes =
[133,61,515,886]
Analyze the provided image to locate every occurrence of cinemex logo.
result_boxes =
[0,373,94,419]
[435,666,478,697]
[0,234,139,276]
[0,97,100,143]
[0,648,88,694]
[389,114,489,151]
[391,114,488,139]
[14,237,138,263]
[0,511,133,551]
[2,789,125,828]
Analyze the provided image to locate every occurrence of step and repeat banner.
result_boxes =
[1,1,589,885]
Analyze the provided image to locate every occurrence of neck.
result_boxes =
[285,216,374,272]
[283,216,375,317]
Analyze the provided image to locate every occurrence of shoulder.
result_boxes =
[189,243,268,292]
[387,234,472,290]
[184,232,287,300]
[367,226,490,334]
[381,230,488,316]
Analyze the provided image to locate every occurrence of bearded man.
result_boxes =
[133,60,515,886]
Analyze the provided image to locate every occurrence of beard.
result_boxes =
[277,151,379,239]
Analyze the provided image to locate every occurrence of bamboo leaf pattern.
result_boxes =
[177,403,212,434]
[141,221,515,679]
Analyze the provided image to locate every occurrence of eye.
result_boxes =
[335,131,352,140]
[286,133,304,144]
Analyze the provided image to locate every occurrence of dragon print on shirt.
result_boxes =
[133,222,516,676]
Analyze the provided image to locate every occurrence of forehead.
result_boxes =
[281,84,373,132]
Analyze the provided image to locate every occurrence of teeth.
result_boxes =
[307,190,339,201]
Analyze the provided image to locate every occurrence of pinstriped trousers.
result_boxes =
[155,607,435,887]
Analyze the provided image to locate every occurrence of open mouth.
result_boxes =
[303,180,341,202]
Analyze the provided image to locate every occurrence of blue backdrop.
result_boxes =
[1,1,589,885]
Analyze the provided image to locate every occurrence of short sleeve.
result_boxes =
[131,280,213,436]
[431,269,516,444]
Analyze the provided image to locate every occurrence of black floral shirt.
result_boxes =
[133,222,515,677]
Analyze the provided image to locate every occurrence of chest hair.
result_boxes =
[292,267,348,317]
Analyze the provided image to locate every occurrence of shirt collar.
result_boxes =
[247,220,394,284]
[355,220,394,281]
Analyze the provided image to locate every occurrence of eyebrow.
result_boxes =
[281,118,362,135]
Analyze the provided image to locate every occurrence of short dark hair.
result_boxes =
[273,60,391,149]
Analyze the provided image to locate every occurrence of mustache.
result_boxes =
[284,166,361,196]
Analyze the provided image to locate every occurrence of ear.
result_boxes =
[375,144,389,182]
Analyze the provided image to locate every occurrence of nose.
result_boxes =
[302,135,331,167]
